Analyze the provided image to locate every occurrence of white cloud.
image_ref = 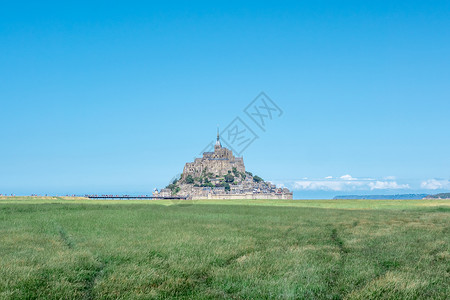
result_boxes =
[275,176,450,192]
[420,179,450,190]
[340,174,356,180]
[368,181,410,190]
[287,174,411,192]
[293,180,364,191]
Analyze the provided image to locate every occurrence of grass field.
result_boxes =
[0,197,449,299]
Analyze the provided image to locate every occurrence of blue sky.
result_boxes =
[1,1,449,198]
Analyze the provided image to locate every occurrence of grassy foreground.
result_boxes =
[0,198,449,299]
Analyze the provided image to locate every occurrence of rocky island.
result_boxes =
[154,131,293,200]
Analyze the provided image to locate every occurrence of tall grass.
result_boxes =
[0,199,449,299]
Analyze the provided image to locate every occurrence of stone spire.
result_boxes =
[215,127,222,149]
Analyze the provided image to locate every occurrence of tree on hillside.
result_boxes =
[225,174,234,183]
[185,175,194,184]
[253,175,263,183]
[167,184,180,195]
[172,186,180,195]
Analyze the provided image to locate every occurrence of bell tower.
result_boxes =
[214,127,222,151]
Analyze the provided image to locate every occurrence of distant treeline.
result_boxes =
[333,194,429,200]
[424,193,450,199]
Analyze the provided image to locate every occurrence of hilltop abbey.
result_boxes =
[183,131,245,178]
[154,130,293,200]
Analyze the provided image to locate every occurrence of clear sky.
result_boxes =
[1,1,449,198]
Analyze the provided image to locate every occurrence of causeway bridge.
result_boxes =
[85,195,188,200]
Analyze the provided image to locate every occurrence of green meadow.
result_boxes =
[0,197,449,299]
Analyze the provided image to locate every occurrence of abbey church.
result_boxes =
[182,131,245,178]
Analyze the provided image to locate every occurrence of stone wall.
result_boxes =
[190,192,293,200]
